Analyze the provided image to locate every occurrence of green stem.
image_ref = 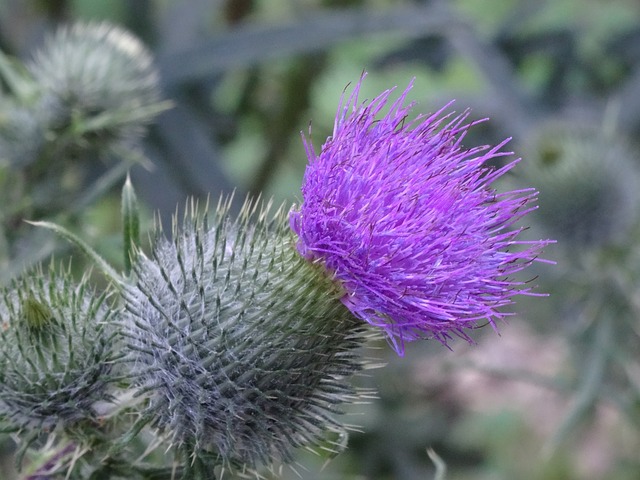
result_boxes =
[543,310,612,457]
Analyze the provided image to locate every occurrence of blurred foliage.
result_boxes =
[1,0,640,478]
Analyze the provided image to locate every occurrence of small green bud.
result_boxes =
[0,265,120,432]
[123,198,372,473]
[21,295,55,330]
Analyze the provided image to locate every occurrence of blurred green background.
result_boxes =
[1,0,640,479]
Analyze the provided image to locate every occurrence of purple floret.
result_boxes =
[290,74,552,355]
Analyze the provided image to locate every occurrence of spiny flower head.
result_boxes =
[522,120,639,247]
[28,22,163,147]
[122,198,370,472]
[290,75,552,355]
[0,264,120,431]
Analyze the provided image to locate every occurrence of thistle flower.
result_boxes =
[28,22,163,147]
[290,75,552,355]
[122,198,369,472]
[0,265,119,431]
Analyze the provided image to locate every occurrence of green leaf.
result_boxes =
[0,51,39,102]
[25,220,124,288]
[75,100,172,136]
[543,311,612,457]
[122,173,141,275]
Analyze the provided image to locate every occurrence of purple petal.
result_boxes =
[290,73,553,356]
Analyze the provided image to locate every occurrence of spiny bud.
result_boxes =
[28,22,163,148]
[522,120,639,247]
[0,265,120,432]
[122,197,371,473]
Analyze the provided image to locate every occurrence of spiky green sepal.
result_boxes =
[122,197,370,472]
[0,264,121,432]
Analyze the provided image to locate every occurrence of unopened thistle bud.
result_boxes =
[522,121,639,247]
[122,198,369,472]
[0,265,120,432]
[28,22,163,148]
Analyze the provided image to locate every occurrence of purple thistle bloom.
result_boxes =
[290,75,552,356]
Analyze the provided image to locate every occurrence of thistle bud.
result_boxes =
[28,22,163,148]
[522,121,639,247]
[0,265,120,431]
[122,198,370,472]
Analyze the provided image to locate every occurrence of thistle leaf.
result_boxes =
[25,220,124,287]
[0,51,39,102]
[122,174,140,275]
